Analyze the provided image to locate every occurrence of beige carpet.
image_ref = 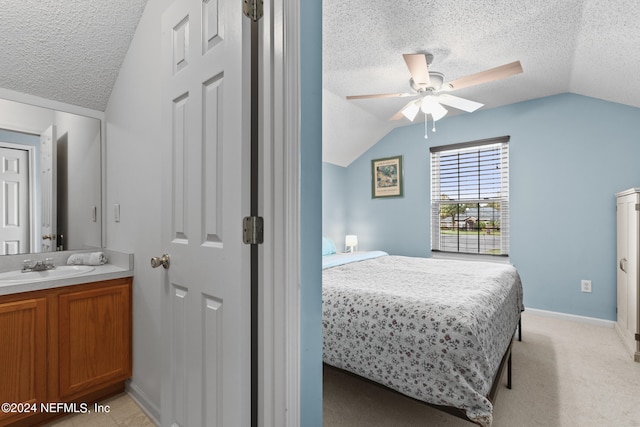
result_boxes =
[323,311,640,426]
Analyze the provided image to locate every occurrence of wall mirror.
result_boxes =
[0,97,102,255]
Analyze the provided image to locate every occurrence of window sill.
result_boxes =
[430,251,511,264]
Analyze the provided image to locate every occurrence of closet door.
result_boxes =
[616,189,640,362]
[617,194,629,330]
[629,196,640,341]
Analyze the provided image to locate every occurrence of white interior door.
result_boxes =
[160,0,251,426]
[40,125,56,251]
[0,146,30,254]
[617,195,628,328]
[626,197,639,336]
[617,193,639,342]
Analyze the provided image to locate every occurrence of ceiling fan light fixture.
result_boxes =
[420,96,448,121]
[431,103,448,121]
[401,99,421,121]
[420,95,436,111]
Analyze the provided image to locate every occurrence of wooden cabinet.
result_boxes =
[0,277,132,426]
[0,297,47,426]
[616,188,640,362]
[58,282,131,399]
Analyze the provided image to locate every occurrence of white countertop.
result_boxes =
[0,249,133,296]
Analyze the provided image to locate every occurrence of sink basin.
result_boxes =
[0,265,95,285]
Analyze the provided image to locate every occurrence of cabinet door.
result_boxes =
[617,195,629,328]
[0,297,47,426]
[58,281,131,398]
[630,199,640,338]
[623,196,640,337]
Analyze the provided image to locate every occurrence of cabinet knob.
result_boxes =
[151,254,170,269]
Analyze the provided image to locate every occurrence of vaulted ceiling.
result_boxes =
[0,0,148,112]
[2,0,639,167]
[323,0,640,166]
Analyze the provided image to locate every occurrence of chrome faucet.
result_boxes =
[22,258,56,273]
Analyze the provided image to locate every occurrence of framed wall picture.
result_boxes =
[371,155,404,198]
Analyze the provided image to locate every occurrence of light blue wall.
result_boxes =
[323,93,640,321]
[0,129,39,146]
[322,162,347,249]
[300,0,323,425]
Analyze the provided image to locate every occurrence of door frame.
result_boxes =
[0,140,37,253]
[259,0,301,424]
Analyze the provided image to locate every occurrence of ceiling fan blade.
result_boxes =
[437,94,484,112]
[443,61,523,91]
[346,92,416,100]
[403,53,431,88]
[390,109,407,121]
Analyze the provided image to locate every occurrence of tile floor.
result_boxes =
[45,393,154,426]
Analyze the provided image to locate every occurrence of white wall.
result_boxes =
[103,0,170,419]
[0,98,55,133]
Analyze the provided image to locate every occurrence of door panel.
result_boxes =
[201,73,224,246]
[628,199,639,335]
[169,284,188,427]
[617,197,627,327]
[202,294,223,426]
[160,0,250,426]
[0,147,29,254]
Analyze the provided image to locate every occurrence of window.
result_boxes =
[430,136,509,256]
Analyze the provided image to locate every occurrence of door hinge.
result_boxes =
[243,0,263,21]
[636,204,640,211]
[636,333,640,342]
[243,216,264,245]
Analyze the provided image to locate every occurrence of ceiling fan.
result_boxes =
[346,53,523,135]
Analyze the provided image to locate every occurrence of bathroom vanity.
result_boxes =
[0,251,133,427]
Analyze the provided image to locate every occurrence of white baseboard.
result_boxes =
[525,308,616,328]
[125,380,160,426]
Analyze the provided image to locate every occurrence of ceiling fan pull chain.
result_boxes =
[432,116,437,133]
[424,112,428,139]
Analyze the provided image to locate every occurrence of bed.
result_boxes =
[322,249,524,426]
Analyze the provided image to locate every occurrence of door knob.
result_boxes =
[151,254,170,269]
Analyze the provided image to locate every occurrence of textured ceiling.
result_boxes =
[0,0,148,112]
[323,0,640,166]
[1,0,638,162]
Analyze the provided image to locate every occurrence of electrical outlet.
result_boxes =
[581,279,592,293]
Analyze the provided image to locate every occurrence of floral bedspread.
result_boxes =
[322,255,524,426]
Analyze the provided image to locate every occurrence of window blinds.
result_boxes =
[430,136,509,255]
